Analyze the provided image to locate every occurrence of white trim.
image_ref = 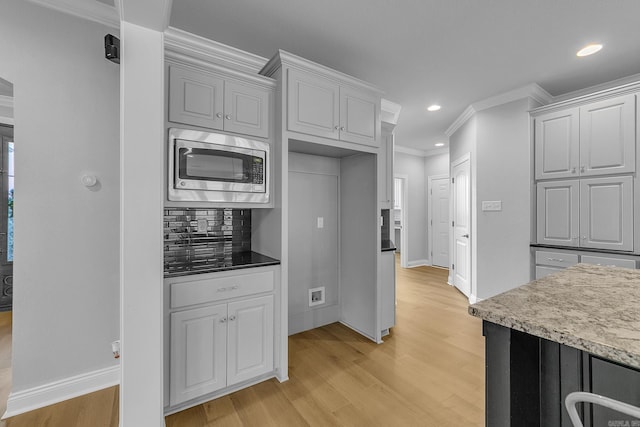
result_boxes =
[0,95,15,126]
[445,83,552,137]
[427,174,449,269]
[468,294,483,304]
[381,99,402,126]
[0,117,14,126]
[394,174,409,268]
[395,145,426,157]
[164,27,269,75]
[406,259,429,268]
[553,73,640,103]
[26,0,119,28]
[3,365,119,419]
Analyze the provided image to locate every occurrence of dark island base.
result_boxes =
[484,321,640,427]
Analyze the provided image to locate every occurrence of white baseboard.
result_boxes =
[3,364,120,419]
[468,294,483,304]
[407,259,429,268]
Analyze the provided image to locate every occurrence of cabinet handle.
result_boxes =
[229,315,236,321]
[547,257,564,262]
[230,285,238,290]
[220,317,227,323]
[217,287,227,292]
[225,114,232,120]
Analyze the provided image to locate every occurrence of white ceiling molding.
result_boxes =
[381,99,402,126]
[117,0,173,31]
[164,27,269,75]
[445,83,552,137]
[552,72,640,103]
[26,0,119,28]
[0,96,13,110]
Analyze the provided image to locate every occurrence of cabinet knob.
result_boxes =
[216,112,223,118]
[334,125,340,130]
[571,167,577,174]
[229,315,236,321]
[220,317,227,323]
[225,114,232,120]
[580,166,585,173]
[340,126,345,131]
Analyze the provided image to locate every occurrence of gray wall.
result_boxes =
[394,151,427,265]
[0,2,120,391]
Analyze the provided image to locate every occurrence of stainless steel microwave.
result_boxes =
[168,128,270,204]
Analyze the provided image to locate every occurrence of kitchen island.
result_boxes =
[469,264,640,427]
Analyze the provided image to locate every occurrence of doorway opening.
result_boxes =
[0,75,14,421]
[393,175,408,268]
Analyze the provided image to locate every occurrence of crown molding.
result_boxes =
[27,0,119,29]
[381,99,402,126]
[553,72,640,103]
[261,50,384,94]
[0,96,13,110]
[395,145,426,157]
[445,83,552,137]
[164,27,269,75]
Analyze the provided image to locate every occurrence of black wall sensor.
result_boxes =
[105,34,120,64]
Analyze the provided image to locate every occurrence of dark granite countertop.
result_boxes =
[164,251,280,278]
[381,239,396,252]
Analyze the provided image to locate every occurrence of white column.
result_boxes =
[119,21,164,427]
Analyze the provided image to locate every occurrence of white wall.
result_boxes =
[424,152,449,177]
[394,151,427,266]
[475,98,536,300]
[0,1,120,393]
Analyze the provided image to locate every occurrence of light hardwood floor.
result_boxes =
[1,259,485,426]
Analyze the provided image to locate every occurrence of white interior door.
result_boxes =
[451,158,471,297]
[430,176,449,268]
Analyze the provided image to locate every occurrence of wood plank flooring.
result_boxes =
[1,259,485,426]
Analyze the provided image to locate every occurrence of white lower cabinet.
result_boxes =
[533,248,638,280]
[170,295,274,406]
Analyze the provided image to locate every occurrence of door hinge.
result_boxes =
[451,177,455,184]
[431,219,433,226]
[452,263,455,270]
[430,189,432,195]
[452,221,455,227]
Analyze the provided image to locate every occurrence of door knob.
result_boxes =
[462,234,469,238]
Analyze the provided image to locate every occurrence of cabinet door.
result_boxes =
[589,357,640,427]
[580,176,633,251]
[579,94,636,177]
[339,85,379,146]
[380,251,396,330]
[287,68,339,140]
[170,304,227,406]
[536,181,580,247]
[534,108,580,180]
[227,295,274,386]
[169,66,224,130]
[378,132,394,208]
[224,81,270,139]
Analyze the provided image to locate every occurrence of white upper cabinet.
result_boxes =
[534,108,579,180]
[169,66,225,131]
[169,65,270,139]
[285,66,380,147]
[287,68,340,140]
[536,180,580,247]
[579,94,636,177]
[378,131,394,208]
[579,176,633,251]
[534,94,636,180]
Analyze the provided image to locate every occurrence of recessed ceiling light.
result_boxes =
[435,143,445,147]
[427,105,441,112]
[576,43,603,57]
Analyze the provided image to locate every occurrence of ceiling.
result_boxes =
[168,0,640,153]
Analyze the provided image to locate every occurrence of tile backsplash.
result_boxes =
[164,208,251,274]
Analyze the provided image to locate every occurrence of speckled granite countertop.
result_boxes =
[469,263,640,369]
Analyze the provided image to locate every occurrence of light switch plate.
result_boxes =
[482,200,502,211]
[317,217,324,228]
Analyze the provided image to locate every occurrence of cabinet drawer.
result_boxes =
[535,266,564,280]
[580,255,636,269]
[535,251,579,268]
[171,270,274,309]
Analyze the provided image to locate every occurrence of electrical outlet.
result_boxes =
[317,217,324,229]
[482,200,502,211]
